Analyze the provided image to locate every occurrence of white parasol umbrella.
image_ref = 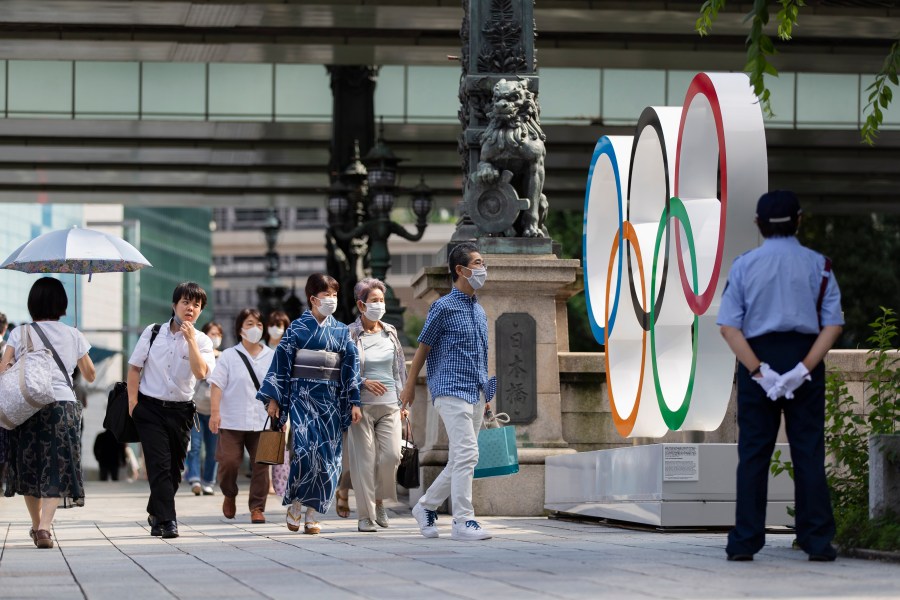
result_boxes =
[1,226,152,325]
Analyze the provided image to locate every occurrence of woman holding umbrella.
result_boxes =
[1,277,96,549]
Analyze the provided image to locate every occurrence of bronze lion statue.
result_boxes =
[471,78,548,238]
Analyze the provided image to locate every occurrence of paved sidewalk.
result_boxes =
[0,481,896,599]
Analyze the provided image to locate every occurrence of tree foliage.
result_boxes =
[799,212,900,348]
[696,0,899,145]
[546,210,602,352]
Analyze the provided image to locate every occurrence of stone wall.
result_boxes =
[558,350,890,449]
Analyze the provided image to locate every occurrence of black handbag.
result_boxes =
[103,323,162,443]
[396,417,420,489]
[104,381,139,443]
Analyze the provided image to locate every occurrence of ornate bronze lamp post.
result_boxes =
[257,207,288,320]
[325,129,433,338]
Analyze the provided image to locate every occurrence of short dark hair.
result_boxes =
[448,242,480,282]
[27,277,68,321]
[234,308,264,341]
[202,321,223,336]
[172,282,208,309]
[305,273,339,304]
[757,217,799,238]
[267,310,290,328]
[0,312,7,331]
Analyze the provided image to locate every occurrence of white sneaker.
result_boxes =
[374,503,389,528]
[358,518,377,532]
[286,500,303,532]
[411,502,439,538]
[191,482,201,496]
[451,519,492,541]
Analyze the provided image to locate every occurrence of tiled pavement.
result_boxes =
[1,481,897,599]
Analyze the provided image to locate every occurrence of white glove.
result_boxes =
[753,363,784,400]
[777,362,811,399]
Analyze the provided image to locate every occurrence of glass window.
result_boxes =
[142,63,206,120]
[0,61,6,115]
[796,73,858,129]
[764,72,796,129]
[209,63,273,121]
[602,69,666,126]
[666,70,697,106]
[8,60,73,118]
[75,61,139,119]
[275,64,331,121]
[860,75,900,129]
[406,66,459,123]
[538,68,600,124]
[375,66,406,122]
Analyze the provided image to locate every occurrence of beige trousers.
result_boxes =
[347,403,402,521]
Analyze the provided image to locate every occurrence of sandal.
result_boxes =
[34,529,53,549]
[303,521,321,535]
[29,528,37,546]
[335,489,350,519]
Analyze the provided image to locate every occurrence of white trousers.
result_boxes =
[347,403,402,520]
[419,396,484,521]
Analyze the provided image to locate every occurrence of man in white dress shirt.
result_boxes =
[127,282,216,539]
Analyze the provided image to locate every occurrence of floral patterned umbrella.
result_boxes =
[0,226,151,327]
[1,226,151,278]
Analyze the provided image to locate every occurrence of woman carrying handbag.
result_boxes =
[257,273,361,535]
[207,308,275,524]
[347,278,408,533]
[0,278,96,549]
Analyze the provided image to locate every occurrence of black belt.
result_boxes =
[139,393,195,410]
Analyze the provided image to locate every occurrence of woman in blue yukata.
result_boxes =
[257,273,361,534]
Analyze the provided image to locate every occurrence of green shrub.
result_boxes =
[772,306,900,552]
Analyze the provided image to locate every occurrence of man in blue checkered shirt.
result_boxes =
[401,242,496,541]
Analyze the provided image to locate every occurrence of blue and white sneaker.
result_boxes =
[451,519,492,540]
[412,502,440,538]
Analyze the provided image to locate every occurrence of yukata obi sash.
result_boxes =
[292,349,342,382]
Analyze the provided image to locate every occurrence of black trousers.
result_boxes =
[132,394,195,522]
[727,331,836,558]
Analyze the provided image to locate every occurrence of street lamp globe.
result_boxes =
[411,175,434,220]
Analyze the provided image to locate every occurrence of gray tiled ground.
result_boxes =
[1,481,897,599]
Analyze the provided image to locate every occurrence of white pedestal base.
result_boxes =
[545,443,795,527]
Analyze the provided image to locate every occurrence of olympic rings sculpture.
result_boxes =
[583,73,768,438]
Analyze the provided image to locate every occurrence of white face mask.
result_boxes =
[241,326,263,344]
[463,266,487,290]
[268,326,284,339]
[209,336,222,349]
[315,296,338,317]
[363,301,386,322]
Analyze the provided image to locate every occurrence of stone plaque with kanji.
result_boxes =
[496,312,537,424]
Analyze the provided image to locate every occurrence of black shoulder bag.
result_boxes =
[103,323,162,443]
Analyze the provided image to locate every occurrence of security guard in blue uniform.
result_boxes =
[717,190,843,562]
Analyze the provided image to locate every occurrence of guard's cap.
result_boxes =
[756,190,802,223]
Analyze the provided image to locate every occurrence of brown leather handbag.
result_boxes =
[255,416,285,465]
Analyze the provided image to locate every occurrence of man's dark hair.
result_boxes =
[172,282,208,309]
[448,242,480,282]
[757,218,799,239]
[27,277,68,321]
[0,312,7,332]
[234,308,264,341]
[305,273,339,304]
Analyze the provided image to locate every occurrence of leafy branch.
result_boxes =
[695,1,900,145]
[862,41,900,145]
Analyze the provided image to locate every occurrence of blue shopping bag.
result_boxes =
[474,425,519,479]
